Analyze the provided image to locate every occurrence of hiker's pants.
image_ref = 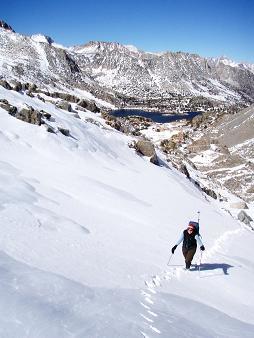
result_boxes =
[182,246,196,268]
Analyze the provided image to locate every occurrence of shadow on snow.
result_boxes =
[199,262,234,276]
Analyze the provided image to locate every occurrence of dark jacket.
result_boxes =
[175,229,203,250]
[183,229,198,250]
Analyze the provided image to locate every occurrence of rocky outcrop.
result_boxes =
[0,20,14,32]
[101,112,151,135]
[13,81,22,92]
[0,79,12,90]
[185,105,254,203]
[44,124,55,133]
[238,210,253,226]
[46,92,79,103]
[161,139,177,154]
[40,110,51,120]
[77,99,100,113]
[101,112,122,131]
[201,186,217,199]
[179,163,190,179]
[247,186,254,194]
[0,99,10,110]
[63,51,80,73]
[56,100,72,112]
[15,106,42,125]
[0,99,17,115]
[58,127,70,136]
[135,140,155,157]
[134,140,159,165]
[187,138,221,153]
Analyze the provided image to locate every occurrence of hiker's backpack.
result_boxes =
[188,221,200,235]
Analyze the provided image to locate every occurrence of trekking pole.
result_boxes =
[198,251,203,277]
[197,211,200,223]
[167,253,174,266]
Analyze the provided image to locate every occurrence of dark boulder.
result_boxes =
[0,80,12,90]
[0,99,8,104]
[0,102,10,111]
[21,83,30,91]
[201,186,217,199]
[77,99,100,113]
[13,81,22,92]
[37,95,45,102]
[179,163,190,179]
[135,139,159,165]
[58,127,70,137]
[45,125,56,134]
[0,100,18,116]
[28,83,37,92]
[8,105,18,116]
[238,210,253,226]
[40,110,51,120]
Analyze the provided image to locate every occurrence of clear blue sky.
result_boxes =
[2,0,254,63]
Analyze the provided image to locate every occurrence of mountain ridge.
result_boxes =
[1,23,254,109]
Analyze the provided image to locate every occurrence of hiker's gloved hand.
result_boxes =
[171,245,177,254]
[200,245,205,251]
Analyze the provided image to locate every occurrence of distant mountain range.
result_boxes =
[0,22,254,108]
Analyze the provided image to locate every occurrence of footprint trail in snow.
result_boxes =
[139,226,245,336]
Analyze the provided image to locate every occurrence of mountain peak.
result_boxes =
[31,34,54,44]
[0,20,15,32]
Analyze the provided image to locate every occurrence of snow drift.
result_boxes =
[0,86,253,337]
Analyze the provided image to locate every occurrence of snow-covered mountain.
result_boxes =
[0,25,117,108]
[0,62,254,337]
[1,23,254,107]
[72,41,254,102]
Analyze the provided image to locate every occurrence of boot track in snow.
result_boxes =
[139,226,245,337]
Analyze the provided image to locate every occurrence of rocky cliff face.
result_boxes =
[72,41,254,103]
[0,20,14,32]
[0,27,117,106]
[186,105,254,202]
[0,26,254,109]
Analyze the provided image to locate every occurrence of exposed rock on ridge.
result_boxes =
[0,20,14,32]
[72,41,254,103]
[0,25,254,110]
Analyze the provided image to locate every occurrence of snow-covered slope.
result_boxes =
[0,87,254,337]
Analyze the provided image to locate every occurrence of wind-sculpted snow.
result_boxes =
[0,252,143,338]
[1,251,253,338]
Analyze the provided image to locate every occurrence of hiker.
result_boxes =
[171,222,205,269]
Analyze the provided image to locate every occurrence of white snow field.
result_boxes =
[0,87,254,337]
